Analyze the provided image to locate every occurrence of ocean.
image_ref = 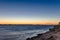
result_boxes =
[0,25,54,40]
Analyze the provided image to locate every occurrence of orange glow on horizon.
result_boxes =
[0,21,58,25]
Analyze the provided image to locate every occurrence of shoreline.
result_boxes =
[26,22,60,40]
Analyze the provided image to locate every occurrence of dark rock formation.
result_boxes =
[26,22,60,40]
[47,36,56,40]
[26,38,32,40]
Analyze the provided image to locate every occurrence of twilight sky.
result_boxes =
[0,0,60,24]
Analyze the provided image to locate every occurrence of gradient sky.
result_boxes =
[0,0,60,24]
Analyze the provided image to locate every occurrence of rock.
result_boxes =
[47,36,56,40]
[26,38,32,40]
[37,34,43,36]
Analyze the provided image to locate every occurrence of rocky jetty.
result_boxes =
[26,22,60,40]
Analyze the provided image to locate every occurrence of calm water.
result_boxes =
[0,25,54,40]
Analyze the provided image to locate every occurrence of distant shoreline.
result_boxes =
[0,24,54,26]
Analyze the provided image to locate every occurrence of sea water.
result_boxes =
[0,25,54,40]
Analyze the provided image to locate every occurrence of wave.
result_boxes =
[0,28,49,40]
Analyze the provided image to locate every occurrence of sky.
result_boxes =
[0,0,60,24]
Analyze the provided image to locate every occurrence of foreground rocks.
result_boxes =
[26,22,60,40]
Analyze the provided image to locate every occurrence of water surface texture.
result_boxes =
[0,25,53,40]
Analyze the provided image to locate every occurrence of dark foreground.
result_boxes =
[26,23,60,40]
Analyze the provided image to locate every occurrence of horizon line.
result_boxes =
[0,21,58,25]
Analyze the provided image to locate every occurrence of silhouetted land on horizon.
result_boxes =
[0,24,54,26]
